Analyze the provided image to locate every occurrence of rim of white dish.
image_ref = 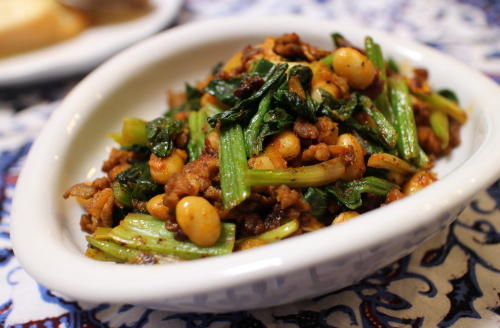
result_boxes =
[11,16,500,304]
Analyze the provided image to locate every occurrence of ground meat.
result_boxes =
[175,127,189,148]
[407,68,432,94]
[101,148,133,173]
[418,126,442,156]
[302,143,331,162]
[300,212,325,232]
[108,163,131,181]
[448,119,461,148]
[274,185,301,209]
[316,116,338,145]
[203,186,222,202]
[294,119,319,139]
[79,188,114,233]
[240,213,266,237]
[63,183,97,199]
[273,33,329,62]
[163,152,219,212]
[234,76,264,99]
[63,177,111,200]
[264,204,284,231]
[273,33,306,61]
[385,188,405,203]
[167,89,186,108]
[412,96,431,126]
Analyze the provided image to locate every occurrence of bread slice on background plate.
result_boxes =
[0,0,88,57]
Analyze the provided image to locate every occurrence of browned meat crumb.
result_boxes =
[273,33,305,61]
[316,116,338,145]
[273,33,329,62]
[302,143,331,162]
[79,188,114,233]
[274,185,301,210]
[412,96,431,126]
[101,148,133,173]
[385,188,405,203]
[294,119,319,139]
[407,68,432,95]
[167,89,186,108]
[418,126,442,156]
[163,152,219,213]
[234,76,264,99]
[63,183,97,199]
[174,126,190,148]
[448,118,461,148]
[108,163,131,181]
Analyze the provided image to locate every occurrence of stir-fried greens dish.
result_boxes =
[64,33,467,264]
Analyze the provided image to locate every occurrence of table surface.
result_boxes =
[0,0,499,327]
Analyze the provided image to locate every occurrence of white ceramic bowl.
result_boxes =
[11,17,500,312]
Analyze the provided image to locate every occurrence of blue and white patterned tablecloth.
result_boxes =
[1,1,499,327]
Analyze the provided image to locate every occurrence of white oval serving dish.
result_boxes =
[11,16,500,312]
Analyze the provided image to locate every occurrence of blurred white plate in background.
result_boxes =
[0,0,183,86]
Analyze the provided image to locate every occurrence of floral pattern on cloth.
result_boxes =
[1,0,499,327]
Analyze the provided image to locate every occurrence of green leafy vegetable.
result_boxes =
[318,90,358,121]
[108,118,148,147]
[187,110,208,161]
[205,77,242,106]
[111,181,132,207]
[359,95,397,149]
[165,83,203,117]
[437,89,459,103]
[430,110,449,149]
[238,219,300,245]
[273,89,318,122]
[208,63,288,127]
[288,65,313,91]
[389,77,419,160]
[303,187,330,220]
[251,58,275,76]
[116,162,162,201]
[246,157,346,188]
[146,117,184,158]
[220,124,251,209]
[87,214,236,261]
[416,92,466,124]
[364,36,393,122]
[327,176,398,209]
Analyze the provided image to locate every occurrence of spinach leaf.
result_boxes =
[166,83,202,117]
[289,65,313,91]
[205,77,242,106]
[273,89,319,122]
[146,117,184,158]
[251,58,274,76]
[438,89,459,104]
[326,176,397,209]
[208,63,288,127]
[303,187,329,220]
[318,90,358,121]
[252,108,294,156]
[116,162,163,202]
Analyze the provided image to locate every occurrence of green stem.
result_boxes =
[244,93,272,157]
[429,110,450,149]
[360,95,397,149]
[187,110,208,161]
[389,77,419,160]
[220,124,251,209]
[246,157,346,188]
[365,37,393,122]
[109,213,236,259]
[417,92,467,124]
